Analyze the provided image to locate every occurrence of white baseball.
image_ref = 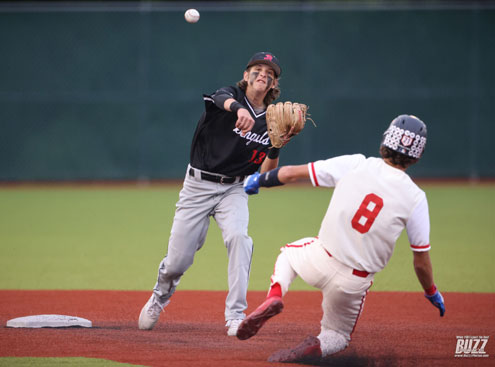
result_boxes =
[185,9,200,23]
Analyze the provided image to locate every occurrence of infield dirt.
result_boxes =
[1,290,493,366]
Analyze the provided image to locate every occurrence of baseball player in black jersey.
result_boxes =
[139,52,287,336]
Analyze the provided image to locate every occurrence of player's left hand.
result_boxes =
[243,173,260,195]
[425,290,445,317]
[279,126,296,147]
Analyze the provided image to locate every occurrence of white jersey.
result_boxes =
[308,154,430,274]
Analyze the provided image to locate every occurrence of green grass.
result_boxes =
[0,183,493,292]
[0,357,146,367]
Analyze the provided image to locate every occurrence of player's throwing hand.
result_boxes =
[236,108,255,135]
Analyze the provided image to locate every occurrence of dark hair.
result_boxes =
[379,146,418,169]
[236,78,281,105]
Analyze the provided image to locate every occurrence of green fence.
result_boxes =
[1,2,493,180]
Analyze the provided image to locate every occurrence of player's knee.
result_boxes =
[317,329,349,357]
[162,256,193,278]
[159,267,183,283]
[225,231,252,250]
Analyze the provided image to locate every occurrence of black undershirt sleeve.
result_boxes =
[212,90,234,110]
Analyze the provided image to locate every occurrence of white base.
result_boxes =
[6,314,92,328]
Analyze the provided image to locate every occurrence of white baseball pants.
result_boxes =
[270,237,373,354]
[153,165,253,321]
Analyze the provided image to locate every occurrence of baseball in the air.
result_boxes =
[184,9,200,23]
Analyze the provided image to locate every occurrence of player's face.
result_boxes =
[244,64,278,93]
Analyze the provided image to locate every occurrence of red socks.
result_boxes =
[267,283,282,299]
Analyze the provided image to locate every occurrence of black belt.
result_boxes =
[189,168,244,184]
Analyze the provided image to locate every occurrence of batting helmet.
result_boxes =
[381,115,427,159]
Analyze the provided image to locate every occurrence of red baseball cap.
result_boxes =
[246,52,281,77]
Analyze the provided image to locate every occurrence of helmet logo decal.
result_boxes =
[382,125,426,159]
[264,54,273,61]
[400,134,414,147]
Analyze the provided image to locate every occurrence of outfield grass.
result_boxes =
[0,183,493,293]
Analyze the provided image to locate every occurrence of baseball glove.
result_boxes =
[266,102,310,148]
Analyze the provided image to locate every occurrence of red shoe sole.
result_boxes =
[236,298,284,340]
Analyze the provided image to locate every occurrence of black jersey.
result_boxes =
[189,85,272,177]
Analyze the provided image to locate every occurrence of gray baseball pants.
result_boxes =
[153,165,253,321]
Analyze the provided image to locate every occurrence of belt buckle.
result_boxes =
[219,176,226,184]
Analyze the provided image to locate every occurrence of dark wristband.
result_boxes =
[230,101,244,114]
[267,148,280,159]
[259,167,284,188]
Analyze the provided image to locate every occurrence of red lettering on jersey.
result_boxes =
[351,193,384,234]
[249,149,266,165]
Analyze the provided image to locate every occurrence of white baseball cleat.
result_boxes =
[138,294,168,330]
[225,319,243,336]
